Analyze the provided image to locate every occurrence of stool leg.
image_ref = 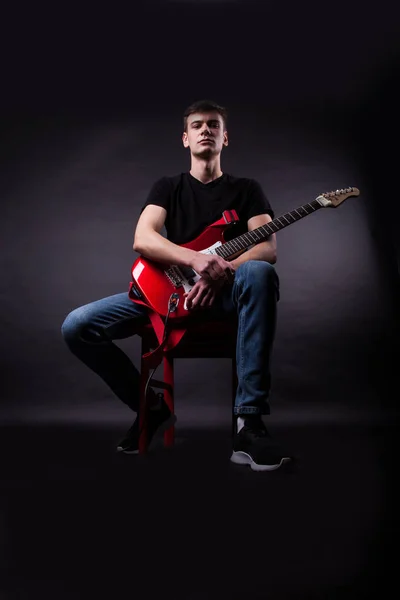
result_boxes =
[163,354,175,447]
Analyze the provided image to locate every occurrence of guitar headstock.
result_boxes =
[317,187,360,208]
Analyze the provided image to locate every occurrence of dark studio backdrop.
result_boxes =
[0,0,398,423]
[0,1,399,598]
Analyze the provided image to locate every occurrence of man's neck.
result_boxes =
[189,157,223,184]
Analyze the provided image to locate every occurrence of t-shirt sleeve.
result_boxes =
[245,179,274,220]
[140,177,172,213]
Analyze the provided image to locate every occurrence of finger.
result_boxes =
[185,279,203,302]
[204,270,213,281]
[185,290,197,309]
[207,266,221,281]
[211,259,227,276]
[188,287,206,309]
[200,290,214,308]
[225,268,235,282]
[199,287,212,306]
[195,288,211,308]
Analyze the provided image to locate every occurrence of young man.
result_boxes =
[61,100,291,471]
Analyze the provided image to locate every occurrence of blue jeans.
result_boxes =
[61,260,279,416]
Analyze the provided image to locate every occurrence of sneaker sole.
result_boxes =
[117,414,177,454]
[230,450,291,472]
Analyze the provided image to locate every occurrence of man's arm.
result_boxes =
[133,204,196,266]
[230,213,277,268]
[133,204,235,281]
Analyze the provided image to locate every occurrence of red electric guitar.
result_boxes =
[129,187,360,321]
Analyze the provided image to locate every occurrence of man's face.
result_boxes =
[182,111,228,158]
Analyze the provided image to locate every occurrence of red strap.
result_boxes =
[223,209,239,224]
[129,282,187,368]
[145,310,187,368]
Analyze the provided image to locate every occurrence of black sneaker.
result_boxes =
[230,417,292,471]
[117,394,177,454]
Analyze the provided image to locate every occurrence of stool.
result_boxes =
[137,319,238,454]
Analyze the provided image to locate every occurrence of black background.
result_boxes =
[0,1,399,598]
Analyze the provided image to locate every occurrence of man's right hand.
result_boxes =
[191,253,235,283]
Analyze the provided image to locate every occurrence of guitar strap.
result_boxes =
[128,282,187,369]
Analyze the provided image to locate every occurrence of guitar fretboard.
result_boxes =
[215,199,323,260]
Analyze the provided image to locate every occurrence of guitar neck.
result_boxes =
[216,199,324,260]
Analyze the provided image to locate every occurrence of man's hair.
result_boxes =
[183,99,228,131]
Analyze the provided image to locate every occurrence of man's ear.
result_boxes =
[223,131,229,147]
[182,132,189,148]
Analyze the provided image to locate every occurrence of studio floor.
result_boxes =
[0,402,396,600]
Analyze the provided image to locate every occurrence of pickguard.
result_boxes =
[165,241,223,297]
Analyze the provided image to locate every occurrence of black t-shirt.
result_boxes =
[140,172,274,245]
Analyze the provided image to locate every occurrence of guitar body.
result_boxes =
[129,211,239,320]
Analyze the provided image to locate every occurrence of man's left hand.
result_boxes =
[184,277,227,311]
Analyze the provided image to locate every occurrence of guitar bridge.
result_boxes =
[165,265,197,288]
[165,266,183,287]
